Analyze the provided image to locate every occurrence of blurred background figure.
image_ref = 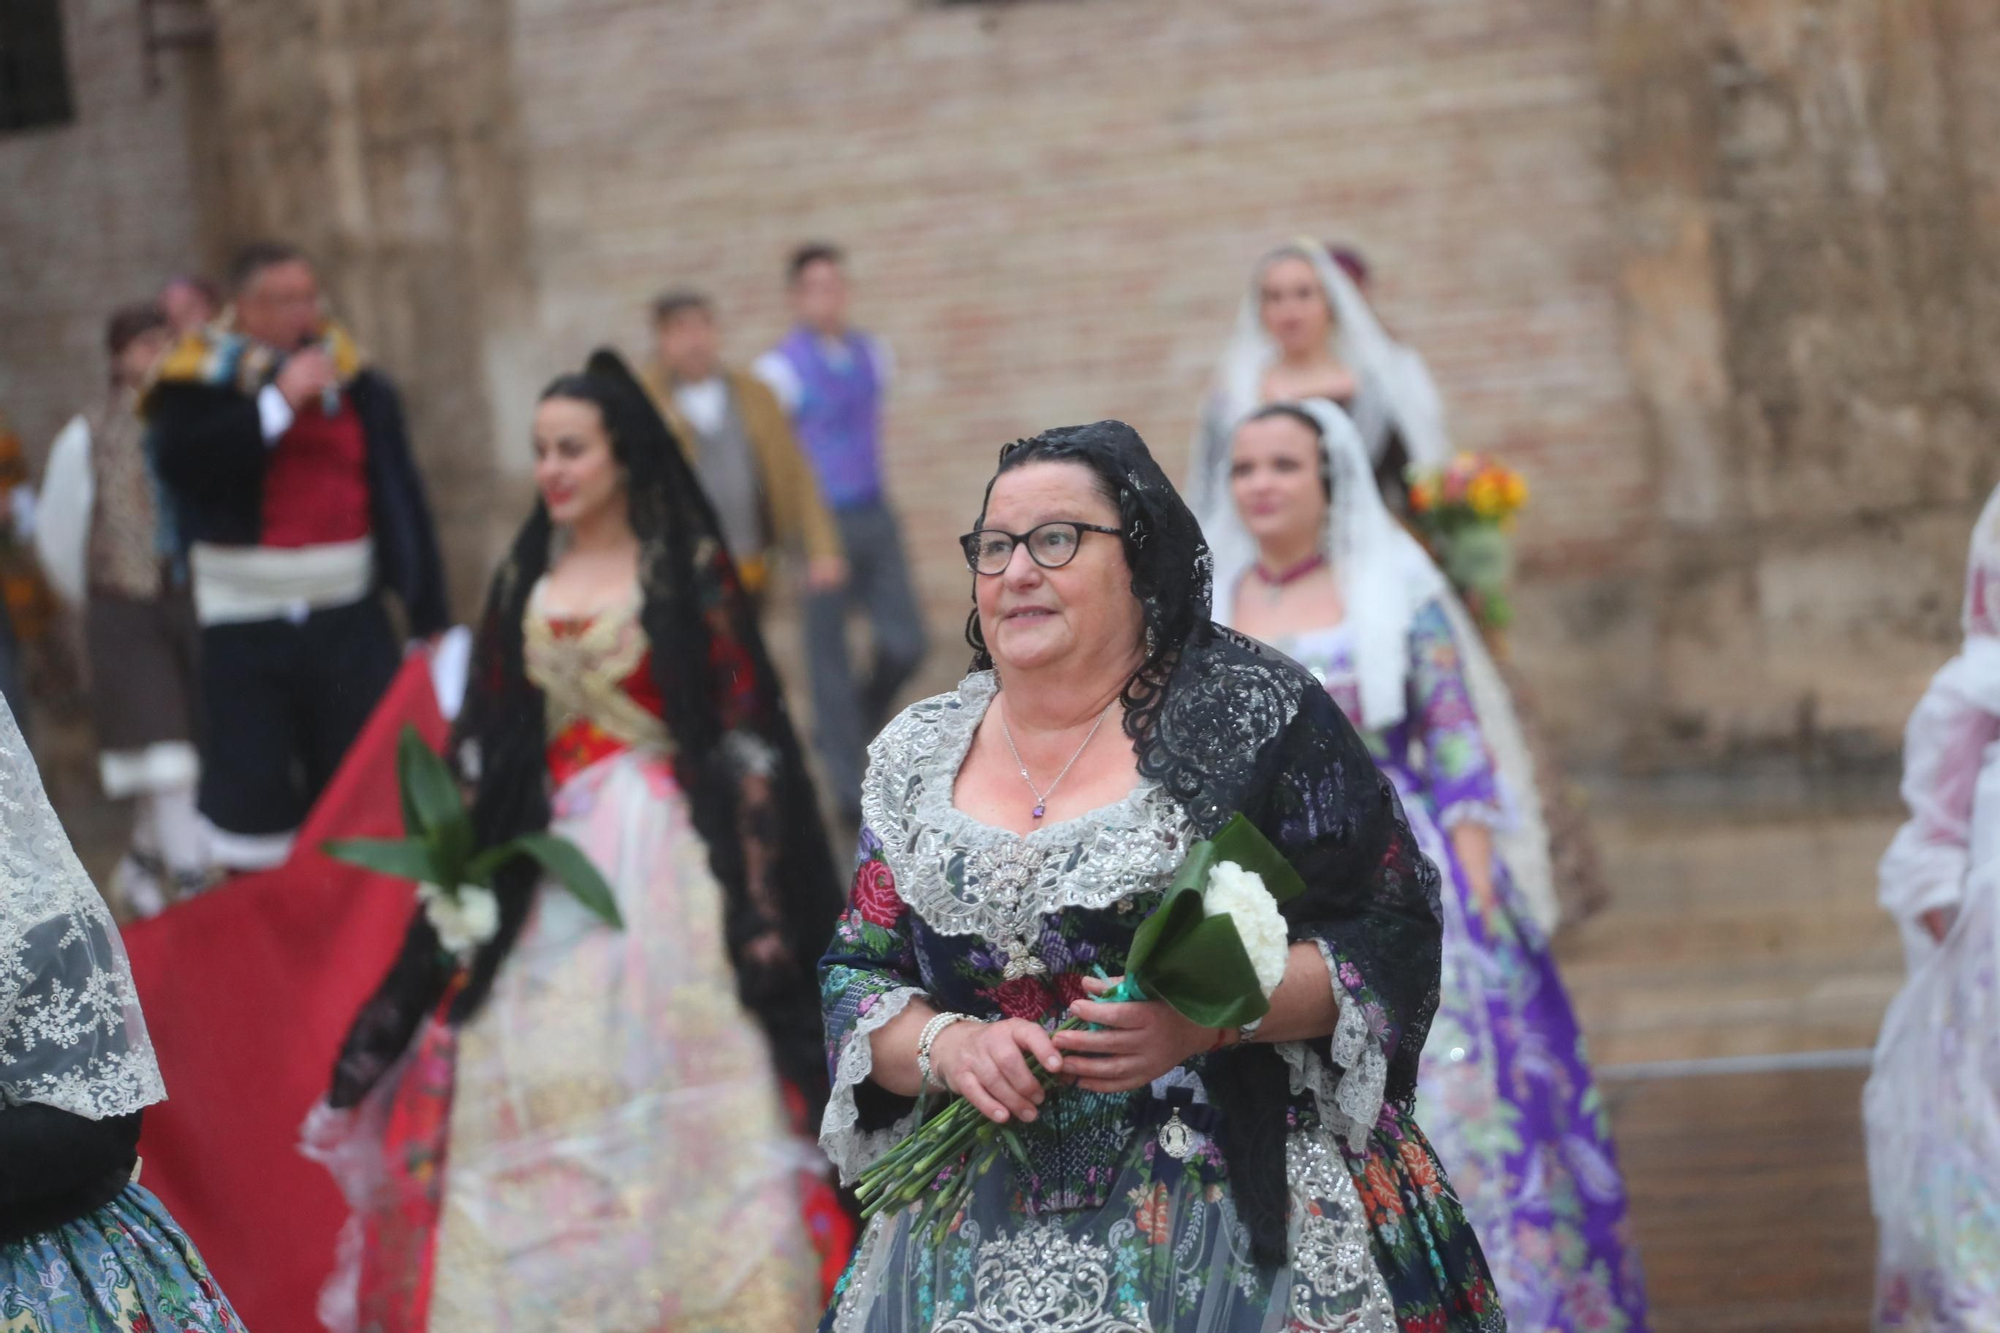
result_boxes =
[640,287,846,607]
[1210,399,1648,1331]
[755,243,926,825]
[308,353,845,1329]
[1865,483,2000,1330]
[158,274,220,336]
[1190,241,1580,935]
[34,301,208,918]
[145,242,448,872]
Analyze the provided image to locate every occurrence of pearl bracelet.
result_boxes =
[916,1011,976,1093]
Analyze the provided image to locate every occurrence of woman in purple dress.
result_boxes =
[1205,399,1647,1332]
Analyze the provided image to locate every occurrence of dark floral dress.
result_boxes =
[818,667,1505,1332]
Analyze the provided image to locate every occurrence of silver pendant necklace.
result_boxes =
[1000,698,1115,821]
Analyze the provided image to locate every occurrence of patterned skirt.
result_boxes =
[307,749,827,1331]
[1391,761,1648,1333]
[821,1106,1503,1333]
[0,1183,247,1333]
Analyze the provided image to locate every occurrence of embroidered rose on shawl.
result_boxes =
[983,975,1056,1022]
[851,856,906,930]
[1053,971,1092,1009]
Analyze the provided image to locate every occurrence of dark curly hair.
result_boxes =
[964,420,1216,747]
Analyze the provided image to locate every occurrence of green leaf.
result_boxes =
[462,843,514,887]
[1208,814,1308,905]
[321,836,444,885]
[398,720,476,876]
[1120,842,1210,993]
[500,832,624,930]
[1135,912,1273,1030]
[397,726,474,882]
[394,728,424,842]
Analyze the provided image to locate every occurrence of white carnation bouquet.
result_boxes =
[856,813,1304,1228]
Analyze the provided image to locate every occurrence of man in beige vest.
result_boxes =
[641,290,846,603]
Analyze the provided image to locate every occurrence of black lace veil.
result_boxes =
[966,420,1217,746]
[329,349,843,1120]
[966,421,1443,1264]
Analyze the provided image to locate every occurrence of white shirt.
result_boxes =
[672,378,731,438]
[752,333,895,417]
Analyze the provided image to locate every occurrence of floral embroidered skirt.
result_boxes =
[307,751,826,1331]
[821,1106,1502,1333]
[0,1183,247,1333]
[1391,763,1647,1333]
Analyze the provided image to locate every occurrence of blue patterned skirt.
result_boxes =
[0,1183,246,1332]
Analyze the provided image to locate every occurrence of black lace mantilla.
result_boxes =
[1136,631,1444,1263]
[959,421,1444,1265]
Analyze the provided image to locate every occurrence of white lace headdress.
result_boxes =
[1189,240,1453,532]
[1208,400,1444,732]
[1205,398,1563,933]
[0,695,166,1117]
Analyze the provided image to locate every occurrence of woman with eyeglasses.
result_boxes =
[815,421,1503,1332]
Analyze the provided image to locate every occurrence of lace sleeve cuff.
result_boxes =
[819,985,927,1184]
[1437,798,1506,832]
[1274,940,1388,1151]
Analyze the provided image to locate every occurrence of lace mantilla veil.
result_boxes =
[1204,397,1564,936]
[0,694,166,1118]
[1186,239,1450,529]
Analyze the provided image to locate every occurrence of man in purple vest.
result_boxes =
[755,243,926,822]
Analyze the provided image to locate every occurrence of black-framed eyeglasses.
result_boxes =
[959,522,1123,576]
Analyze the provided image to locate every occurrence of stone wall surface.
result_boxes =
[0,0,206,452]
[2,0,1994,780]
[1601,0,2000,771]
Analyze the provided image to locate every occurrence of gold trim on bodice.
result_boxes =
[523,578,673,755]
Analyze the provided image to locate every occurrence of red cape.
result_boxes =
[122,656,441,1333]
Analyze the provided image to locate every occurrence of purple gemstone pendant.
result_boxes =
[1032,803,1046,820]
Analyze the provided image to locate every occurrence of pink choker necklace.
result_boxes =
[1251,553,1326,603]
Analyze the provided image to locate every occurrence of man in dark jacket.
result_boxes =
[147,242,447,871]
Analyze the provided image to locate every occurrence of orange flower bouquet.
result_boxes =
[1406,453,1527,634]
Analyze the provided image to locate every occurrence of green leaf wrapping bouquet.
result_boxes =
[322,725,622,960]
[855,814,1306,1230]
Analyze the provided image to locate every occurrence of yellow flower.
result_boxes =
[1502,471,1528,510]
[1468,473,1507,520]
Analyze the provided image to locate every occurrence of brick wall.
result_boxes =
[506,0,1656,763]
[3,0,1993,779]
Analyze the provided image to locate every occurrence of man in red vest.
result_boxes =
[147,242,447,873]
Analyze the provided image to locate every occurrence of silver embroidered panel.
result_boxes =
[860,673,1193,977]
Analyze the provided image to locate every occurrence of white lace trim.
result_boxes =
[859,674,1192,973]
[1,694,165,1119]
[1274,940,1387,1151]
[1437,798,1507,832]
[820,984,928,1184]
